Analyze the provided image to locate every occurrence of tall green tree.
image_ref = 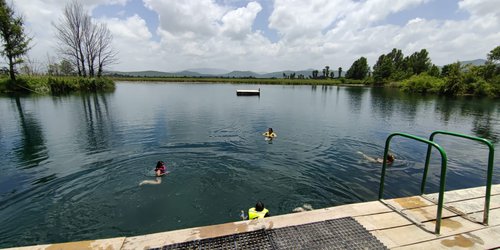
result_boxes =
[345,57,369,80]
[338,67,342,78]
[373,54,393,82]
[406,49,431,75]
[440,62,464,96]
[0,0,31,81]
[312,70,318,79]
[428,64,440,77]
[487,45,500,64]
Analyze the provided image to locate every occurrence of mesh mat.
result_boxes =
[153,217,387,250]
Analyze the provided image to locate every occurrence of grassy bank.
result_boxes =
[0,76,115,95]
[111,76,371,86]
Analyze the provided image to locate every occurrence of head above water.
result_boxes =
[255,201,265,211]
[268,128,273,133]
[156,161,165,168]
[387,154,395,163]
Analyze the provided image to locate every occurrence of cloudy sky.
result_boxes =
[13,0,500,73]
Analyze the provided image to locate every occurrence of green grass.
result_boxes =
[0,76,115,94]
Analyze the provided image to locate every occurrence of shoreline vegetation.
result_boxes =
[0,76,115,95]
[109,76,368,86]
[1,71,499,98]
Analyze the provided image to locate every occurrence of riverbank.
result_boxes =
[0,76,115,95]
[110,73,500,98]
[110,76,370,86]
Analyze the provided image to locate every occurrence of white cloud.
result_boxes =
[144,0,226,37]
[221,2,262,40]
[458,0,500,17]
[8,0,500,72]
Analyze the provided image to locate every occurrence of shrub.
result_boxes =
[400,73,444,94]
[472,79,494,97]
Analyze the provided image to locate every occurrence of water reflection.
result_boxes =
[369,87,396,119]
[13,97,48,169]
[344,87,365,113]
[435,97,499,142]
[79,93,114,154]
[466,99,499,143]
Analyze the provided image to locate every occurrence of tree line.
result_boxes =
[285,46,499,97]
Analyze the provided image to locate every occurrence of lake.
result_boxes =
[0,82,499,248]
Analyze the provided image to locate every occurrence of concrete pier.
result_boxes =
[4,184,500,249]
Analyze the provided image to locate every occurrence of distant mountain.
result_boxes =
[222,71,260,78]
[111,68,344,78]
[110,70,206,77]
[110,70,174,77]
[187,68,230,75]
[459,59,487,66]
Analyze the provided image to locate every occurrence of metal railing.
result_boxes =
[421,130,495,225]
[378,132,448,234]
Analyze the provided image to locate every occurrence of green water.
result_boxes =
[0,82,498,248]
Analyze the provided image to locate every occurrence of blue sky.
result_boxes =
[15,0,500,72]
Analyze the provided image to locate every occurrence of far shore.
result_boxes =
[110,76,371,86]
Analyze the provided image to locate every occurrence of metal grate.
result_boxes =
[154,217,387,250]
[154,229,273,250]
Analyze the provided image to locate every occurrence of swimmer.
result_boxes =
[357,151,395,164]
[248,201,270,219]
[262,128,277,139]
[154,161,167,176]
[139,161,167,186]
[292,203,314,213]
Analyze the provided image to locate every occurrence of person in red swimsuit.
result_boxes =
[154,161,166,176]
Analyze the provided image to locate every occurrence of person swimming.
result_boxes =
[248,201,270,219]
[154,161,167,176]
[139,161,167,186]
[263,128,277,139]
[357,151,395,164]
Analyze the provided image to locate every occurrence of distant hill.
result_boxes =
[110,69,345,78]
[110,70,174,77]
[109,70,207,77]
[459,59,487,66]
[187,68,230,75]
[222,71,260,78]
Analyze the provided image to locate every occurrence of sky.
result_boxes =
[12,0,500,73]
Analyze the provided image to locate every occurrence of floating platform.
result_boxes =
[5,184,500,249]
[236,89,260,96]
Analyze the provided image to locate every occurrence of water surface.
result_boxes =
[0,82,499,247]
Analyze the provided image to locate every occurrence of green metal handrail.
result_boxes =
[378,132,448,234]
[421,130,495,225]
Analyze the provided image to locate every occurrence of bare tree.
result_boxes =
[83,14,97,76]
[53,0,116,78]
[53,0,86,76]
[96,23,117,77]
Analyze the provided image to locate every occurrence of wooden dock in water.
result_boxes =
[5,184,500,249]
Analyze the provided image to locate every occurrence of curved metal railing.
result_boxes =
[421,130,495,225]
[378,132,448,234]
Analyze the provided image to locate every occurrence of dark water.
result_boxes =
[0,82,499,247]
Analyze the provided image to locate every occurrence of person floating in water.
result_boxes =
[139,161,168,186]
[247,201,269,220]
[263,128,277,140]
[357,151,395,164]
[155,161,167,176]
